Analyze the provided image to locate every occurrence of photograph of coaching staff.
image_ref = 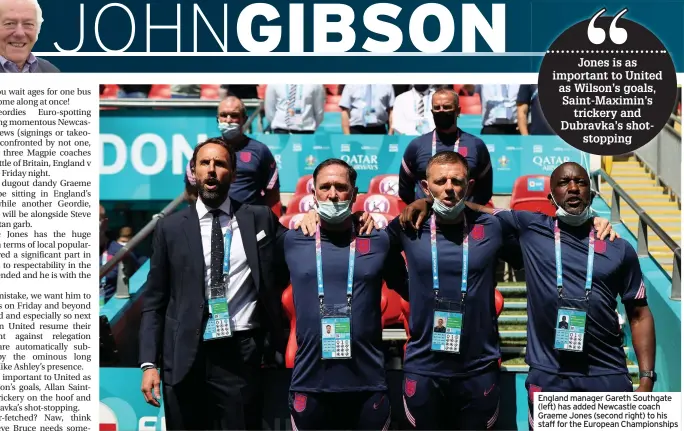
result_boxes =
[0,0,59,73]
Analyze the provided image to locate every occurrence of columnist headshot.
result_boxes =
[0,0,59,73]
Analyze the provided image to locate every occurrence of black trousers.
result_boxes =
[162,329,264,430]
[273,128,315,134]
[350,125,388,135]
[480,124,519,135]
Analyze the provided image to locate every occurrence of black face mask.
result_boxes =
[433,111,456,130]
[413,85,429,92]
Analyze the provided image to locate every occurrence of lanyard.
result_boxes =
[531,88,539,101]
[365,85,373,107]
[430,214,468,299]
[316,225,356,305]
[431,130,460,156]
[554,220,595,296]
[221,223,234,280]
[100,252,108,286]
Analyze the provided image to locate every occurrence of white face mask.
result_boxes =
[316,197,353,225]
[218,122,241,140]
[550,195,592,226]
[430,187,467,221]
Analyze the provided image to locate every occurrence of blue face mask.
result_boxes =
[551,195,592,226]
[218,122,241,141]
[430,188,467,221]
[316,198,353,225]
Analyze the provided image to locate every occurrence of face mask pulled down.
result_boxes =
[551,195,592,226]
[316,198,353,225]
[430,188,467,221]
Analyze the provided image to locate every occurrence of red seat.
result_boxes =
[148,85,171,99]
[459,95,482,114]
[279,213,307,229]
[325,84,340,96]
[495,288,504,317]
[257,85,267,100]
[368,213,394,229]
[461,104,482,114]
[453,84,463,94]
[510,175,555,217]
[101,84,119,99]
[200,84,220,100]
[282,285,296,369]
[368,174,400,196]
[381,284,405,328]
[295,175,315,195]
[287,194,316,215]
[352,194,405,216]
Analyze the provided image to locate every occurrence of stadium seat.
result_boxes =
[368,174,399,196]
[279,213,307,229]
[101,84,119,99]
[324,103,342,112]
[509,175,555,217]
[459,95,482,114]
[381,284,406,328]
[281,285,296,369]
[287,194,316,214]
[294,175,314,195]
[453,84,463,94]
[461,104,482,114]
[148,85,171,99]
[368,213,393,229]
[200,84,220,100]
[495,288,504,317]
[325,84,340,96]
[257,85,267,99]
[352,194,405,216]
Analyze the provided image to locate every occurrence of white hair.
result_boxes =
[0,0,43,36]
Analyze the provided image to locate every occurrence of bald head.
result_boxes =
[549,162,593,215]
[218,96,247,121]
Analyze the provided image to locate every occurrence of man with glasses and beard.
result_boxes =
[398,88,493,206]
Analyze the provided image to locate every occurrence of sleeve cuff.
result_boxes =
[140,362,156,369]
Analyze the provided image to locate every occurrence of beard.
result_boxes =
[198,178,230,207]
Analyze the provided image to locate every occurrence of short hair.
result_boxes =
[219,96,248,120]
[190,137,237,174]
[550,162,589,187]
[425,151,469,180]
[0,0,44,36]
[313,158,357,188]
[432,88,460,107]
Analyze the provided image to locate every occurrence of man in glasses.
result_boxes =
[398,88,493,206]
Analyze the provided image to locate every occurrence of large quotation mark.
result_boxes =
[587,8,628,45]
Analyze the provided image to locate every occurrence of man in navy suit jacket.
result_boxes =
[138,137,293,430]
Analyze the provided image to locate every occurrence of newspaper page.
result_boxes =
[0,1,681,431]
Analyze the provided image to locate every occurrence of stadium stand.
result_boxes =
[509,175,555,216]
